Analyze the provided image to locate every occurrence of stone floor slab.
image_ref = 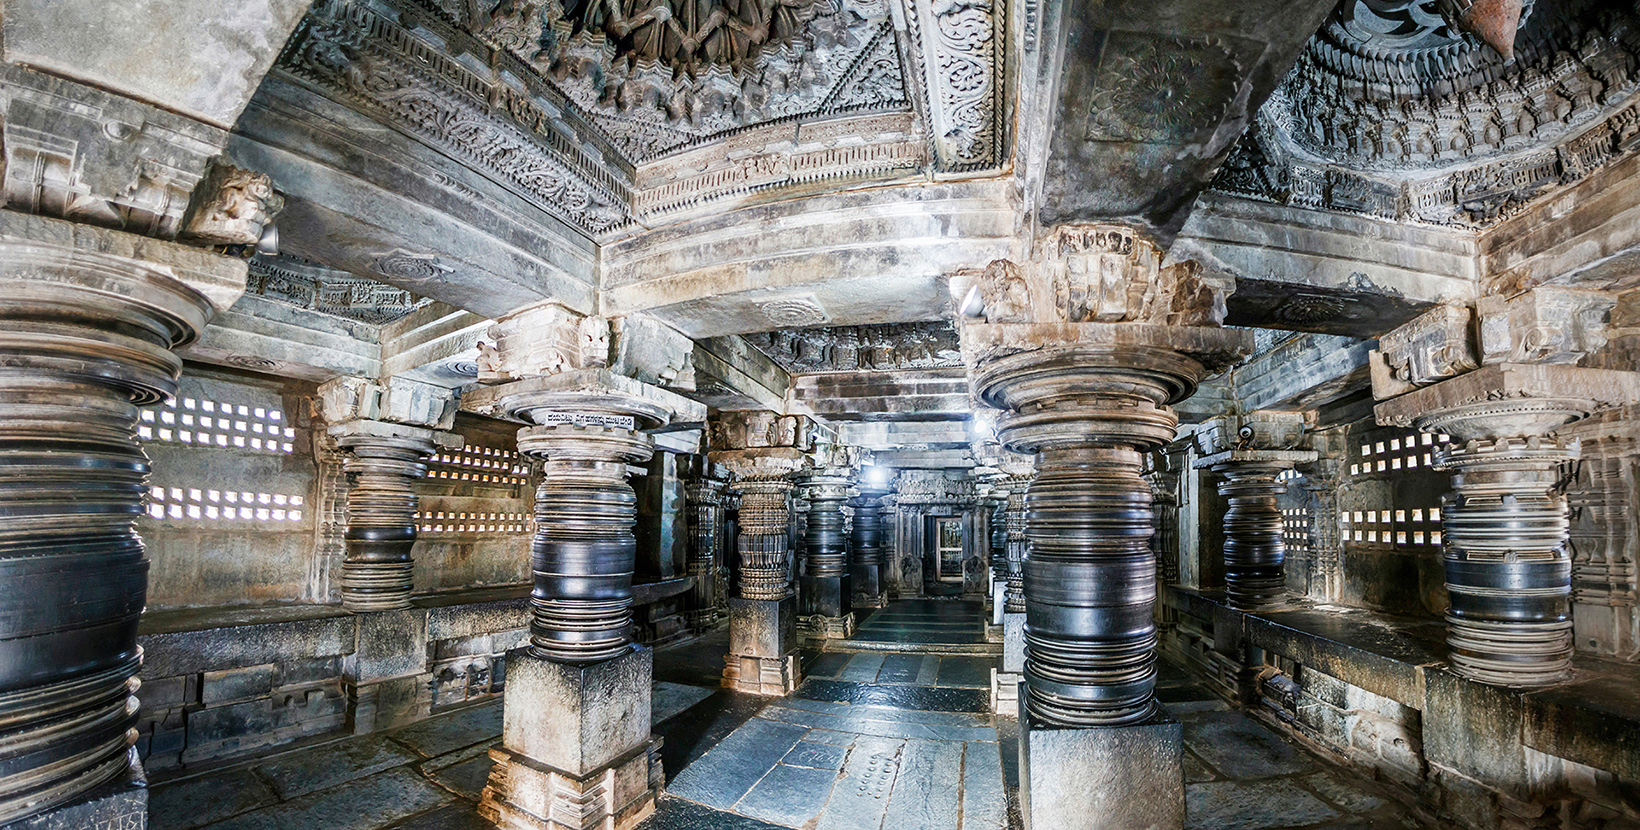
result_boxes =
[667,717,809,810]
[881,738,963,830]
[1186,779,1341,830]
[149,769,279,830]
[812,736,903,830]
[960,741,1007,830]
[1182,710,1314,780]
[254,735,420,799]
[198,767,453,830]
[387,704,502,758]
[735,762,841,827]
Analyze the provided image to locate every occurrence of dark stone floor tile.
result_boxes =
[654,631,732,687]
[424,752,494,799]
[778,696,991,727]
[1186,779,1340,830]
[735,762,840,827]
[961,740,1007,830]
[841,653,885,682]
[666,718,808,810]
[813,736,902,830]
[807,652,852,679]
[636,795,789,830]
[380,803,494,830]
[936,657,995,688]
[1182,710,1314,780]
[199,767,453,830]
[877,654,924,684]
[794,679,991,714]
[150,769,279,830]
[802,728,856,747]
[654,681,716,725]
[387,704,503,758]
[255,735,420,799]
[1157,683,1218,704]
[657,691,768,776]
[882,739,963,830]
[782,740,848,770]
[1184,751,1216,783]
[1303,772,1385,813]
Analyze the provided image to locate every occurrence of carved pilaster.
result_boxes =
[0,213,246,825]
[1374,295,1640,688]
[1298,457,1345,604]
[684,477,727,632]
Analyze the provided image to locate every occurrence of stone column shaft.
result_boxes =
[721,472,802,694]
[1213,462,1291,611]
[850,486,889,609]
[337,432,437,612]
[0,217,241,826]
[797,474,855,638]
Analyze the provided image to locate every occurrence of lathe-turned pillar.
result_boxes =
[849,480,891,609]
[960,226,1251,830]
[1373,293,1640,688]
[709,411,813,695]
[797,443,868,639]
[1193,413,1316,612]
[467,302,702,830]
[990,459,1035,716]
[0,211,250,827]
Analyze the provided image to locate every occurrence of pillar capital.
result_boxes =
[319,375,459,432]
[478,303,696,392]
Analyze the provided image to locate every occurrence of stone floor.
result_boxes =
[146,600,1431,830]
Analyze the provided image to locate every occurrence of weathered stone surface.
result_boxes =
[497,648,653,779]
[1020,714,1185,830]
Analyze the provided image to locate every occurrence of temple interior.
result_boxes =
[5,0,1640,829]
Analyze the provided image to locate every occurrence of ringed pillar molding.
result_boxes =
[0,211,248,827]
[465,301,703,830]
[797,443,869,640]
[849,482,891,610]
[1372,293,1640,689]
[1296,440,1346,603]
[958,225,1251,830]
[683,473,728,633]
[970,439,1010,624]
[709,410,814,695]
[318,376,461,613]
[1192,413,1316,612]
[317,377,460,735]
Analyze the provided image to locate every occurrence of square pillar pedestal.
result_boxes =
[1019,708,1184,830]
[851,564,887,609]
[480,647,662,830]
[723,596,801,695]
[797,576,856,638]
[991,612,1024,715]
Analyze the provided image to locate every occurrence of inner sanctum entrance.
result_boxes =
[932,516,966,585]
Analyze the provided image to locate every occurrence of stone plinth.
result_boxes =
[992,612,1026,715]
[723,597,800,695]
[480,647,661,830]
[1019,711,1184,830]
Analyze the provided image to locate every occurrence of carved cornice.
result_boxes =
[745,321,962,374]
[247,255,428,324]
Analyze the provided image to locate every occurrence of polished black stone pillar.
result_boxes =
[335,428,439,612]
[798,472,854,638]
[849,484,889,609]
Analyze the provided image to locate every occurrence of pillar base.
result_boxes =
[851,565,888,609]
[798,575,850,619]
[2,751,146,830]
[797,612,857,640]
[480,647,660,830]
[723,597,800,695]
[1020,710,1184,830]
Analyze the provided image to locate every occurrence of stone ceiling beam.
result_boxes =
[182,294,382,383]
[601,181,1018,338]
[1481,153,1640,297]
[228,82,598,319]
[380,304,493,389]
[1171,192,1479,338]
[2,0,311,128]
[1025,0,1337,235]
[691,337,792,414]
[791,369,973,421]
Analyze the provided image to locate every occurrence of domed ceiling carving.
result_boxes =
[1213,0,1640,228]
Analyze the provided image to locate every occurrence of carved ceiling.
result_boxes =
[744,322,962,373]
[1212,0,1640,229]
[269,0,1008,237]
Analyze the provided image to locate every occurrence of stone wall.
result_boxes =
[134,593,529,772]
[1161,590,1640,830]
[411,413,534,595]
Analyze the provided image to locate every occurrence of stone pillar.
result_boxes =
[466,303,702,830]
[991,463,1034,715]
[709,411,812,695]
[849,483,890,609]
[1193,413,1315,612]
[1145,450,1183,585]
[684,475,728,632]
[797,444,867,639]
[959,227,1250,829]
[1372,293,1640,688]
[0,212,248,827]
